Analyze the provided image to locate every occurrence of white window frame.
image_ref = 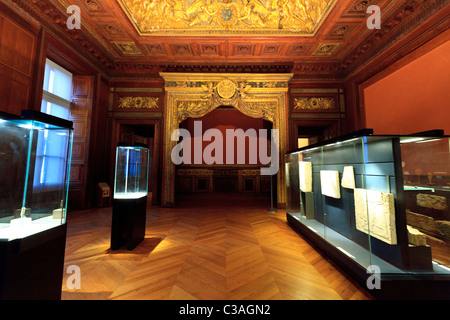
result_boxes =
[35,59,73,189]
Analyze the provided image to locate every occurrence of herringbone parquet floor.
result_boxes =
[61,194,373,300]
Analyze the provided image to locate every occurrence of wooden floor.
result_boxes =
[61,194,373,300]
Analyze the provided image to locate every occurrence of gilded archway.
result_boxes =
[160,73,292,207]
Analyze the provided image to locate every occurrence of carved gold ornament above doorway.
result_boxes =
[159,72,292,207]
[118,0,337,36]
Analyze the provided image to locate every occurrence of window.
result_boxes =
[34,59,73,189]
[41,59,72,119]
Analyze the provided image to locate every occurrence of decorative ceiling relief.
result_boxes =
[118,0,337,36]
[260,43,286,55]
[11,0,446,80]
[198,43,222,56]
[112,42,143,55]
[145,43,168,55]
[169,43,195,56]
[311,42,342,56]
[83,0,110,14]
[342,0,378,18]
[324,22,359,40]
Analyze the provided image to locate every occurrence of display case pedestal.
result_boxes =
[111,196,147,250]
[0,224,67,300]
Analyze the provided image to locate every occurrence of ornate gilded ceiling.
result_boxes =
[5,0,448,80]
[118,0,337,36]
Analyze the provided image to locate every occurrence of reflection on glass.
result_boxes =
[285,133,450,276]
[400,136,450,272]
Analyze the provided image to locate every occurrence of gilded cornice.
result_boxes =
[160,73,293,93]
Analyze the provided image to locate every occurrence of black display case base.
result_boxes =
[111,196,147,251]
[287,213,450,300]
[0,224,67,300]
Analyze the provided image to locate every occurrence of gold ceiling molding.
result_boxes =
[118,0,337,36]
[160,72,292,207]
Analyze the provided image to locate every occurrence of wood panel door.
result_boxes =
[68,75,93,209]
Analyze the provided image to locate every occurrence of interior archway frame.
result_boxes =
[160,72,293,207]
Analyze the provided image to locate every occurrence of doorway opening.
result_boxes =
[175,107,273,200]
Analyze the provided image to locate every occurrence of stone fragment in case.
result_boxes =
[341,166,355,189]
[320,170,340,199]
[299,161,313,193]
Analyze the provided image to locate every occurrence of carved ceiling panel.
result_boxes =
[112,41,143,55]
[311,42,342,56]
[118,0,337,36]
[198,43,224,56]
[324,22,360,41]
[144,43,168,56]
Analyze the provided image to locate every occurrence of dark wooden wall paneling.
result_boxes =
[68,75,93,209]
[0,4,111,210]
[0,8,38,115]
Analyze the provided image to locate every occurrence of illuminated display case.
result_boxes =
[111,145,150,250]
[0,110,73,300]
[114,146,149,200]
[285,129,450,299]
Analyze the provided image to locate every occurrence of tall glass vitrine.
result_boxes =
[111,145,150,250]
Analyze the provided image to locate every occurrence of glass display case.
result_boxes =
[0,111,73,241]
[114,146,149,200]
[111,145,150,250]
[0,110,73,300]
[285,129,450,299]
